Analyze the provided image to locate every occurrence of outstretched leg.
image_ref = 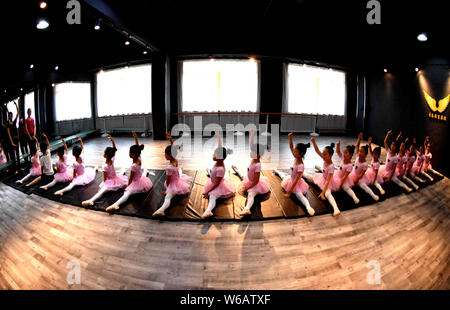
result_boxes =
[25,176,42,187]
[153,192,175,217]
[374,181,385,195]
[106,191,132,212]
[401,176,419,190]
[428,168,443,177]
[202,195,217,219]
[342,185,360,204]
[17,173,32,184]
[410,173,426,184]
[240,192,258,216]
[359,183,379,201]
[324,190,340,217]
[82,187,109,206]
[420,171,433,182]
[392,176,412,192]
[295,192,315,216]
[40,179,58,190]
[54,183,77,196]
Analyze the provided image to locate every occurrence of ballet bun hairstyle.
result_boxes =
[345,144,356,155]
[72,145,82,157]
[165,144,181,159]
[325,143,335,156]
[214,147,233,160]
[250,143,267,157]
[130,144,144,158]
[373,146,381,157]
[39,142,48,153]
[295,142,311,158]
[105,147,117,159]
[56,146,65,157]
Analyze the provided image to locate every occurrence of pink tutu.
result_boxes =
[312,162,339,192]
[165,165,192,195]
[30,156,42,176]
[99,159,128,191]
[54,155,73,183]
[125,163,152,194]
[421,152,432,172]
[240,162,270,194]
[395,155,407,178]
[349,157,369,186]
[379,150,398,179]
[204,166,235,198]
[72,167,96,186]
[280,162,308,194]
[333,156,354,188]
[0,154,6,165]
[366,161,384,184]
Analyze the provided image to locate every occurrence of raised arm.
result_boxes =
[108,136,116,149]
[336,140,342,158]
[132,131,139,145]
[356,132,363,153]
[215,130,223,148]
[367,137,373,156]
[310,136,325,160]
[13,102,19,123]
[42,133,50,151]
[288,132,295,156]
[62,138,68,154]
[166,131,174,145]
[250,127,256,148]
[396,131,403,143]
[424,136,430,149]
[77,136,84,152]
[384,130,392,150]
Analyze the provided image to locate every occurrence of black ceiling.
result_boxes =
[1,0,448,98]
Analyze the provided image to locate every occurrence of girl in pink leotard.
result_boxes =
[82,136,128,206]
[334,141,360,204]
[17,136,41,184]
[40,138,74,190]
[366,137,386,195]
[421,136,443,178]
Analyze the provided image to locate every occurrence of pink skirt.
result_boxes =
[378,165,394,179]
[165,173,192,195]
[241,175,271,194]
[349,171,370,186]
[365,169,384,184]
[410,165,422,175]
[125,176,153,194]
[312,173,339,192]
[332,174,354,188]
[100,175,128,191]
[54,168,74,183]
[281,176,308,195]
[30,166,42,177]
[71,168,96,186]
[421,163,432,173]
[0,157,7,165]
[204,178,236,198]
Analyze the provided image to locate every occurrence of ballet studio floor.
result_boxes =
[0,134,449,289]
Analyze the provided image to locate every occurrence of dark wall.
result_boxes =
[365,58,449,176]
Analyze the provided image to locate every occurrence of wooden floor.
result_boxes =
[0,134,449,289]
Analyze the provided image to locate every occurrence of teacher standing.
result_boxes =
[25,108,37,156]
[6,101,20,173]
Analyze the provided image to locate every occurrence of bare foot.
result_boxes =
[153,210,165,217]
[240,208,251,216]
[201,211,213,219]
[106,205,119,212]
[82,201,94,207]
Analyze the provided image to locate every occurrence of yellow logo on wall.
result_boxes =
[423,90,449,121]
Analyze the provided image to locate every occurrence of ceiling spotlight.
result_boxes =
[30,64,34,69]
[384,68,388,73]
[415,67,419,72]
[125,41,130,46]
[417,33,427,42]
[249,57,256,63]
[143,51,148,55]
[36,19,50,30]
[20,88,23,91]
[55,66,59,71]
[52,83,55,87]
[94,20,101,30]
[40,1,47,9]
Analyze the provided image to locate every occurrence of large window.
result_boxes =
[54,82,92,121]
[182,59,258,112]
[6,97,20,121]
[96,64,152,117]
[24,91,35,121]
[286,64,346,116]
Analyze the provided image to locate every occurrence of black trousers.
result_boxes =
[20,135,29,157]
[28,136,37,156]
[7,138,20,173]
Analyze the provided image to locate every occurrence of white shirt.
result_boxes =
[40,153,54,175]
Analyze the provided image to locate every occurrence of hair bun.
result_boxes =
[140,144,145,151]
[306,143,311,148]
[330,142,335,148]
[113,147,117,151]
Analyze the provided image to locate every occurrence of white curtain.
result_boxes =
[96,64,152,117]
[6,97,20,121]
[182,59,258,112]
[54,83,92,121]
[287,64,346,116]
[24,91,35,121]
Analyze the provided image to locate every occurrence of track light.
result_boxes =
[36,19,49,30]
[417,33,428,42]
[143,51,148,55]
[40,2,47,9]
[30,64,34,69]
[415,67,419,72]
[94,20,101,30]
[55,65,59,71]
[125,41,130,46]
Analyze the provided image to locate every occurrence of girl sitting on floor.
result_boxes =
[348,132,380,201]
[40,138,73,190]
[16,136,41,184]
[106,131,153,212]
[303,137,341,217]
[366,137,386,195]
[421,136,443,178]
[237,127,271,216]
[54,136,96,196]
[201,130,235,219]
[273,132,314,216]
[82,136,128,206]
[152,133,192,217]
[0,146,6,165]
[24,133,54,187]
[334,140,359,204]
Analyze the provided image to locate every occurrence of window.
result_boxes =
[182,59,258,112]
[286,64,346,116]
[24,91,36,121]
[96,64,152,117]
[54,82,92,121]
[6,97,20,121]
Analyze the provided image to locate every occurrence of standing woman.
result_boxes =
[25,108,37,156]
[18,118,29,160]
[6,101,20,173]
